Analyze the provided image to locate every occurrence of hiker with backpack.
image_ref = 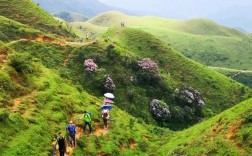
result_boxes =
[66,120,76,147]
[56,132,66,156]
[102,108,110,130]
[79,111,92,135]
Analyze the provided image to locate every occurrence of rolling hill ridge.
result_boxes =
[0,2,252,156]
[75,11,252,71]
[0,0,74,37]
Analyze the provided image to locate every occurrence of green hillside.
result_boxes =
[99,27,251,128]
[1,4,252,155]
[1,27,251,155]
[0,0,74,37]
[71,22,108,38]
[79,11,252,71]
[53,11,89,22]
[9,26,251,130]
[1,39,251,155]
[157,98,252,155]
[0,15,41,42]
[211,67,252,88]
[0,41,168,155]
[174,18,244,36]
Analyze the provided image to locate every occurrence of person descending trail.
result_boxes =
[79,111,92,135]
[103,97,114,105]
[102,108,110,130]
[56,132,67,156]
[66,120,76,147]
[86,33,89,40]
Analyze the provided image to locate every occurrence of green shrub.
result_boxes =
[244,114,252,123]
[0,108,9,121]
[0,72,15,91]
[139,140,148,152]
[8,53,34,74]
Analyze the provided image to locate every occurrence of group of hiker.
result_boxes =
[74,32,97,43]
[121,22,125,27]
[54,93,114,156]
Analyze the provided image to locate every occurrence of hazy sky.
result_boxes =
[99,0,252,19]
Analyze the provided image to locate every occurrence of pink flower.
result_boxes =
[137,58,160,78]
[84,59,98,72]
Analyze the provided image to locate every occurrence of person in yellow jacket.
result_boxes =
[79,111,92,135]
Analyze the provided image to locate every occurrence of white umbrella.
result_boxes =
[104,93,115,99]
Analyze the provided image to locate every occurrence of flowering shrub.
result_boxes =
[84,59,98,72]
[150,99,170,119]
[137,58,160,84]
[175,86,205,107]
[104,75,115,92]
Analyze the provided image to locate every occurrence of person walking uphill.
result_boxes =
[56,132,66,156]
[80,111,92,135]
[102,108,110,130]
[66,120,76,147]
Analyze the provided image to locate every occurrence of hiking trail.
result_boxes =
[208,66,252,73]
[51,120,109,156]
[6,35,96,47]
[11,90,37,117]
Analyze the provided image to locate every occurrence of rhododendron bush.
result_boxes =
[84,59,98,72]
[136,58,160,84]
[104,75,115,92]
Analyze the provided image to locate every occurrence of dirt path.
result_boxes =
[54,122,109,156]
[6,36,94,67]
[0,54,7,63]
[12,98,21,112]
[93,127,108,136]
[75,122,109,137]
[11,90,37,115]
[6,36,96,47]
[226,125,240,140]
[63,40,95,66]
[208,66,252,73]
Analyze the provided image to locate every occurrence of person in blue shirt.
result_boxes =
[66,120,76,147]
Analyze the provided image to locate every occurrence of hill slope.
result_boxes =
[0,41,167,155]
[80,11,252,71]
[53,11,89,22]
[32,0,126,18]
[0,15,41,42]
[9,26,251,130]
[0,0,73,37]
[1,15,252,155]
[157,98,252,155]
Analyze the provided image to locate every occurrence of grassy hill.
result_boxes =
[32,0,118,17]
[9,26,251,130]
[1,7,252,154]
[78,11,252,71]
[100,27,251,127]
[173,18,244,37]
[211,67,252,88]
[0,41,169,155]
[0,0,74,37]
[53,11,89,22]
[1,27,251,155]
[1,36,252,155]
[0,15,41,42]
[71,22,108,38]
[157,97,252,155]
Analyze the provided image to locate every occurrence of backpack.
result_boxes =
[103,112,108,118]
[88,112,91,117]
[84,112,91,121]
